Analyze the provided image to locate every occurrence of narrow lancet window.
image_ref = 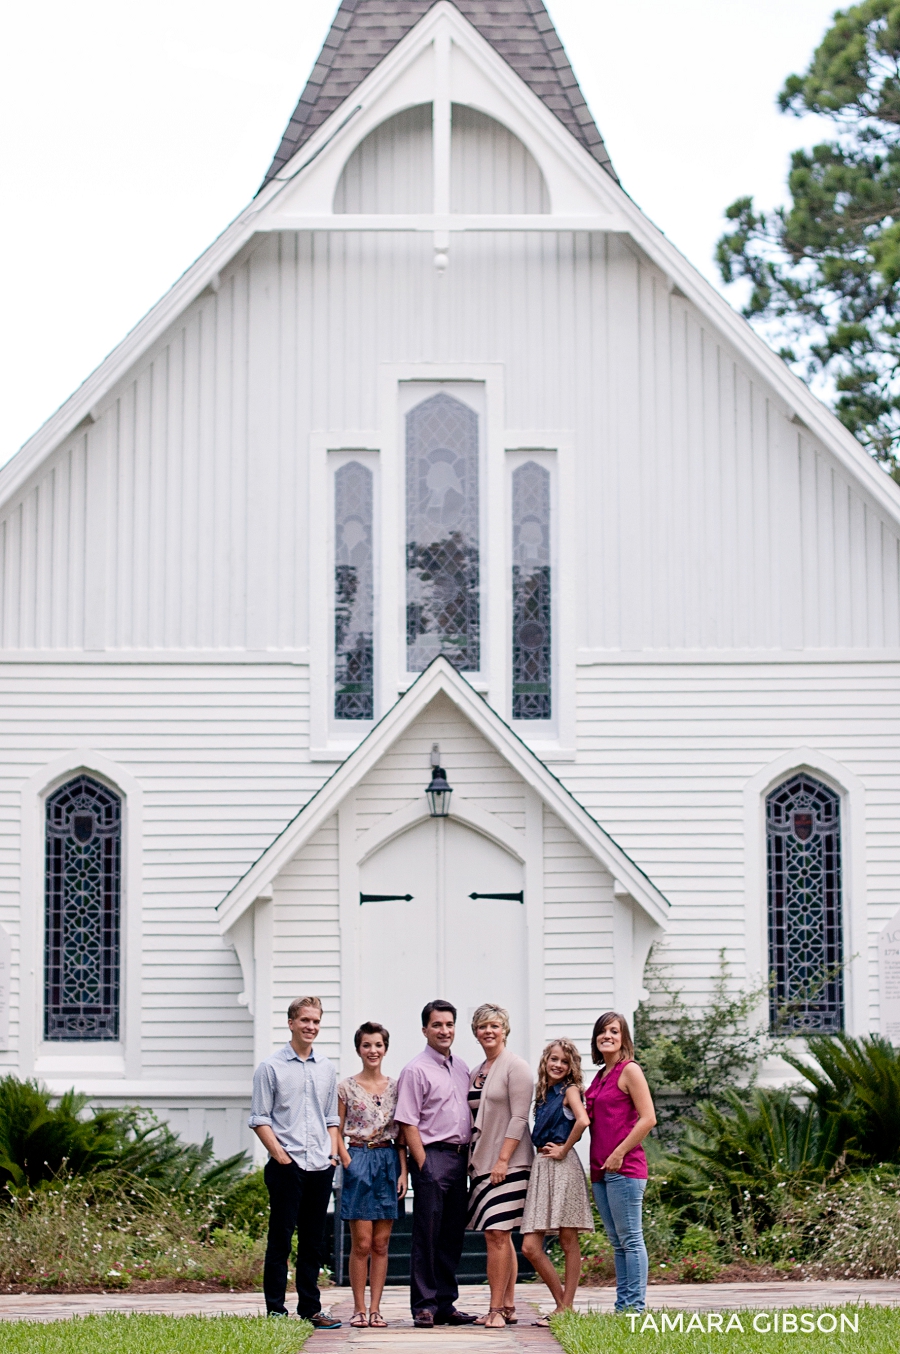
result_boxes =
[406,393,480,671]
[44,775,121,1041]
[334,461,374,720]
[767,773,843,1032]
[512,462,551,719]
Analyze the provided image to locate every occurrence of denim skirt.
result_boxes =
[340,1145,400,1221]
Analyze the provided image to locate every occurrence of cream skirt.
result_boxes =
[521,1151,594,1233]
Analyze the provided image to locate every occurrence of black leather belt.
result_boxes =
[426,1141,468,1153]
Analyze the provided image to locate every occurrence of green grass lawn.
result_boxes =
[0,1314,311,1354]
[552,1306,899,1354]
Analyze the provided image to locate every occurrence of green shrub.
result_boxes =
[216,1169,269,1238]
[635,949,770,1140]
[0,1174,265,1290]
[0,1078,127,1189]
[0,1075,248,1197]
[790,1169,900,1278]
[786,1034,900,1165]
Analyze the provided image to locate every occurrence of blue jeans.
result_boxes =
[592,1174,648,1313]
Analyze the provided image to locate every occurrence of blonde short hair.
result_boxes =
[288,996,323,1020]
[471,1003,510,1037]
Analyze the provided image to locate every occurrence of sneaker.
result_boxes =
[308,1313,342,1329]
[267,1311,289,1318]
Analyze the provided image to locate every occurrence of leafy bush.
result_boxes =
[0,1173,265,1290]
[785,1034,900,1165]
[0,1079,127,1189]
[635,949,769,1139]
[790,1169,900,1278]
[215,1169,269,1239]
[0,1075,248,1196]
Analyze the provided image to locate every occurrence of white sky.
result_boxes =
[1,0,839,465]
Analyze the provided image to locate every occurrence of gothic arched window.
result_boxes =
[44,775,121,1041]
[334,461,374,720]
[512,462,551,719]
[766,773,843,1032]
[406,393,480,672]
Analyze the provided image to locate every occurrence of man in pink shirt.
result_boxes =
[395,999,478,1328]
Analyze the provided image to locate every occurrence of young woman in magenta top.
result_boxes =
[585,1012,656,1314]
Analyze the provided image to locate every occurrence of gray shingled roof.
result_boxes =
[261,0,617,189]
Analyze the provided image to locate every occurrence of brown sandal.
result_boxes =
[502,1307,517,1325]
[350,1312,368,1327]
[475,1309,507,1329]
[368,1312,387,1327]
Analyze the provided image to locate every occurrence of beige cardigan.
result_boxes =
[469,1047,535,1176]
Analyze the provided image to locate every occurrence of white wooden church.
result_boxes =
[2,0,899,1158]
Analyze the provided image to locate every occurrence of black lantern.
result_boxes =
[425,744,452,818]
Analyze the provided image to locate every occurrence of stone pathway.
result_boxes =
[0,1279,897,1335]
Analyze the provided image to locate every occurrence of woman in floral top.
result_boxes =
[338,1021,408,1327]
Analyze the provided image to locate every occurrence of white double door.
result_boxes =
[357,817,528,1074]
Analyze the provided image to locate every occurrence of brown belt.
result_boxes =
[348,1139,395,1149]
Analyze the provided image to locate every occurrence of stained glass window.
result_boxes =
[334,462,374,720]
[406,393,480,671]
[44,776,121,1041]
[767,773,843,1032]
[512,462,551,719]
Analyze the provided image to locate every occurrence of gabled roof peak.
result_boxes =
[261,0,617,188]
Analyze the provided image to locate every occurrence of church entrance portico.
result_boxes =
[218,661,669,1083]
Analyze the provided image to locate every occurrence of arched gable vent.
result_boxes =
[334,103,549,214]
[451,105,548,213]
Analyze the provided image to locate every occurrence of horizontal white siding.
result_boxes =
[0,662,329,1076]
[542,805,614,1063]
[566,660,900,1028]
[354,691,527,838]
[2,231,897,655]
[272,816,341,1060]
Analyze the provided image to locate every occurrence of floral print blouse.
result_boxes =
[338,1076,399,1143]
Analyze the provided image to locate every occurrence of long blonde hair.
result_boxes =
[535,1038,584,1105]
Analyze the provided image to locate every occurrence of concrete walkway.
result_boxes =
[0,1279,898,1326]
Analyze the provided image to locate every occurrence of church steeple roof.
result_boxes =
[261,0,617,188]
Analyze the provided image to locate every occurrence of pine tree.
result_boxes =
[717,1,900,479]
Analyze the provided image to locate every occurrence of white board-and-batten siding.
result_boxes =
[272,816,341,1059]
[542,805,614,1063]
[1,231,898,656]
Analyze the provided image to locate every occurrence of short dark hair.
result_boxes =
[421,999,457,1027]
[354,1021,390,1052]
[591,1011,635,1065]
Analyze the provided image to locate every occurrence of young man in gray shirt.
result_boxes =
[249,996,342,1325]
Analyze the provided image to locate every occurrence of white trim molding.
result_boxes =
[743,747,867,1037]
[20,750,144,1079]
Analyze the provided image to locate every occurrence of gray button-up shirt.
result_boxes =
[249,1043,339,1170]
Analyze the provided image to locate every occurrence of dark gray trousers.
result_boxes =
[408,1146,468,1316]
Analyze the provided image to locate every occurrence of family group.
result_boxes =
[249,996,657,1328]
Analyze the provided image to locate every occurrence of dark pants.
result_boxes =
[263,1158,335,1317]
[409,1146,468,1317]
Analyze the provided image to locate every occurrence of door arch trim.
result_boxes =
[355,793,526,867]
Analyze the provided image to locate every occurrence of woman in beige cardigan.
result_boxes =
[466,1003,535,1329]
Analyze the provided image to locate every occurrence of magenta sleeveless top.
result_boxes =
[585,1060,648,1182]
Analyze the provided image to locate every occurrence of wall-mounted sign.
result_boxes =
[878,908,900,1045]
[0,926,10,1049]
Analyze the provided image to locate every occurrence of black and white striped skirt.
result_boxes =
[466,1168,531,1232]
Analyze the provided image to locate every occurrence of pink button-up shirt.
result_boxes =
[395,1044,472,1145]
